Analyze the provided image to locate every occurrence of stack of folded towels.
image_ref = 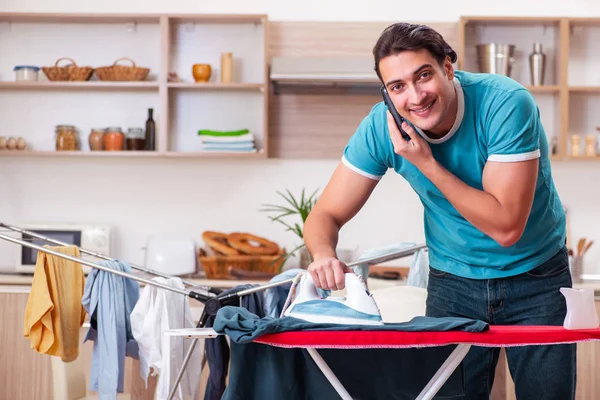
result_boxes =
[198,129,257,153]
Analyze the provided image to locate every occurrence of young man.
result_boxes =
[303,23,575,399]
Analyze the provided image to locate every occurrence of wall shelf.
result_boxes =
[0,81,160,90]
[0,12,269,157]
[167,82,264,91]
[569,86,600,93]
[459,16,600,161]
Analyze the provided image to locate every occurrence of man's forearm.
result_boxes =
[303,210,341,260]
[420,159,519,246]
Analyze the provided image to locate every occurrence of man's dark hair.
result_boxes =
[373,23,457,82]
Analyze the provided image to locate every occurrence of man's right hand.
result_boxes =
[307,257,353,291]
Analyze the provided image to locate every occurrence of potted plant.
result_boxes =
[260,188,319,268]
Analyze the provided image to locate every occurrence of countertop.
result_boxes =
[1,272,600,295]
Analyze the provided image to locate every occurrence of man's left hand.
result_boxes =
[387,110,434,170]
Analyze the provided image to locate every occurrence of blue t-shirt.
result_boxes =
[342,70,566,279]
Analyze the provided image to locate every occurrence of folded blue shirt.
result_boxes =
[81,260,140,399]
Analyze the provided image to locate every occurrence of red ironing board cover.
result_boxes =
[254,326,600,349]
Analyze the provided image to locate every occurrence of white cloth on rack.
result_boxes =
[130,277,202,400]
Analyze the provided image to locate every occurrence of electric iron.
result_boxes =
[283,272,383,325]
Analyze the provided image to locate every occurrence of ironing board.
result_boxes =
[171,325,600,400]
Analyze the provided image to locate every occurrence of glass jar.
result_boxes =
[104,127,124,151]
[55,125,79,151]
[89,128,105,151]
[126,127,145,151]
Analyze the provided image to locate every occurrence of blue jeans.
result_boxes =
[426,246,576,399]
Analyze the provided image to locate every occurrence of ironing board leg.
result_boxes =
[167,337,200,400]
[415,344,471,400]
[306,348,353,400]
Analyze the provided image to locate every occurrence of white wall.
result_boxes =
[2,0,599,21]
[0,0,599,274]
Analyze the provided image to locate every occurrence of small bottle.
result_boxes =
[145,108,156,151]
[221,52,233,83]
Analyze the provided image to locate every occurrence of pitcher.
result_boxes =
[560,287,600,330]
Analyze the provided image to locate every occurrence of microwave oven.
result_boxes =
[12,224,112,274]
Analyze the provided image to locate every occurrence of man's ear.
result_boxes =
[444,57,455,80]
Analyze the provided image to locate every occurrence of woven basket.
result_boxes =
[95,57,150,81]
[198,248,287,280]
[41,57,94,81]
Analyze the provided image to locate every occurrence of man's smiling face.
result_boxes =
[379,48,456,136]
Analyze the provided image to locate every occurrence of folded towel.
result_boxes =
[23,245,86,362]
[197,129,249,137]
[200,133,255,143]
[202,142,255,149]
[202,146,257,153]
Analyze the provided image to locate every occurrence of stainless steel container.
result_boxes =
[529,42,546,86]
[476,43,516,77]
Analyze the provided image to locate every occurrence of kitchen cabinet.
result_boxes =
[459,17,600,162]
[491,298,600,399]
[0,289,208,399]
[0,13,269,158]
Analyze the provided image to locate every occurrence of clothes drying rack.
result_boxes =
[0,221,427,400]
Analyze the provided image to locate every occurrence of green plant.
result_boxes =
[260,188,319,261]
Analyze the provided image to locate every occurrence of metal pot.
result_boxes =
[476,43,516,77]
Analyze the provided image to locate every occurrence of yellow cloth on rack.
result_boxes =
[23,245,86,362]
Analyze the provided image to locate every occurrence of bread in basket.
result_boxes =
[199,231,286,279]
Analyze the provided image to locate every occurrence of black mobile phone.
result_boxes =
[380,86,411,141]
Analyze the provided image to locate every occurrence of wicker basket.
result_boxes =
[41,57,94,81]
[198,248,287,280]
[95,57,150,81]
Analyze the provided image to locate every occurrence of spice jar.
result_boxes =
[55,125,79,151]
[584,135,596,157]
[126,127,145,151]
[570,134,581,157]
[104,127,124,151]
[89,128,105,151]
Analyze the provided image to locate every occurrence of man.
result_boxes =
[303,22,575,399]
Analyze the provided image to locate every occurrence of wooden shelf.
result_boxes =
[0,12,161,23]
[526,85,560,93]
[0,150,267,158]
[0,81,159,90]
[167,14,266,24]
[167,82,264,91]
[568,155,600,161]
[0,13,267,24]
[0,12,270,158]
[569,86,600,93]
[162,151,265,158]
[461,16,561,26]
[0,151,162,157]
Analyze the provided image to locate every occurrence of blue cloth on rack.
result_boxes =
[81,260,140,400]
